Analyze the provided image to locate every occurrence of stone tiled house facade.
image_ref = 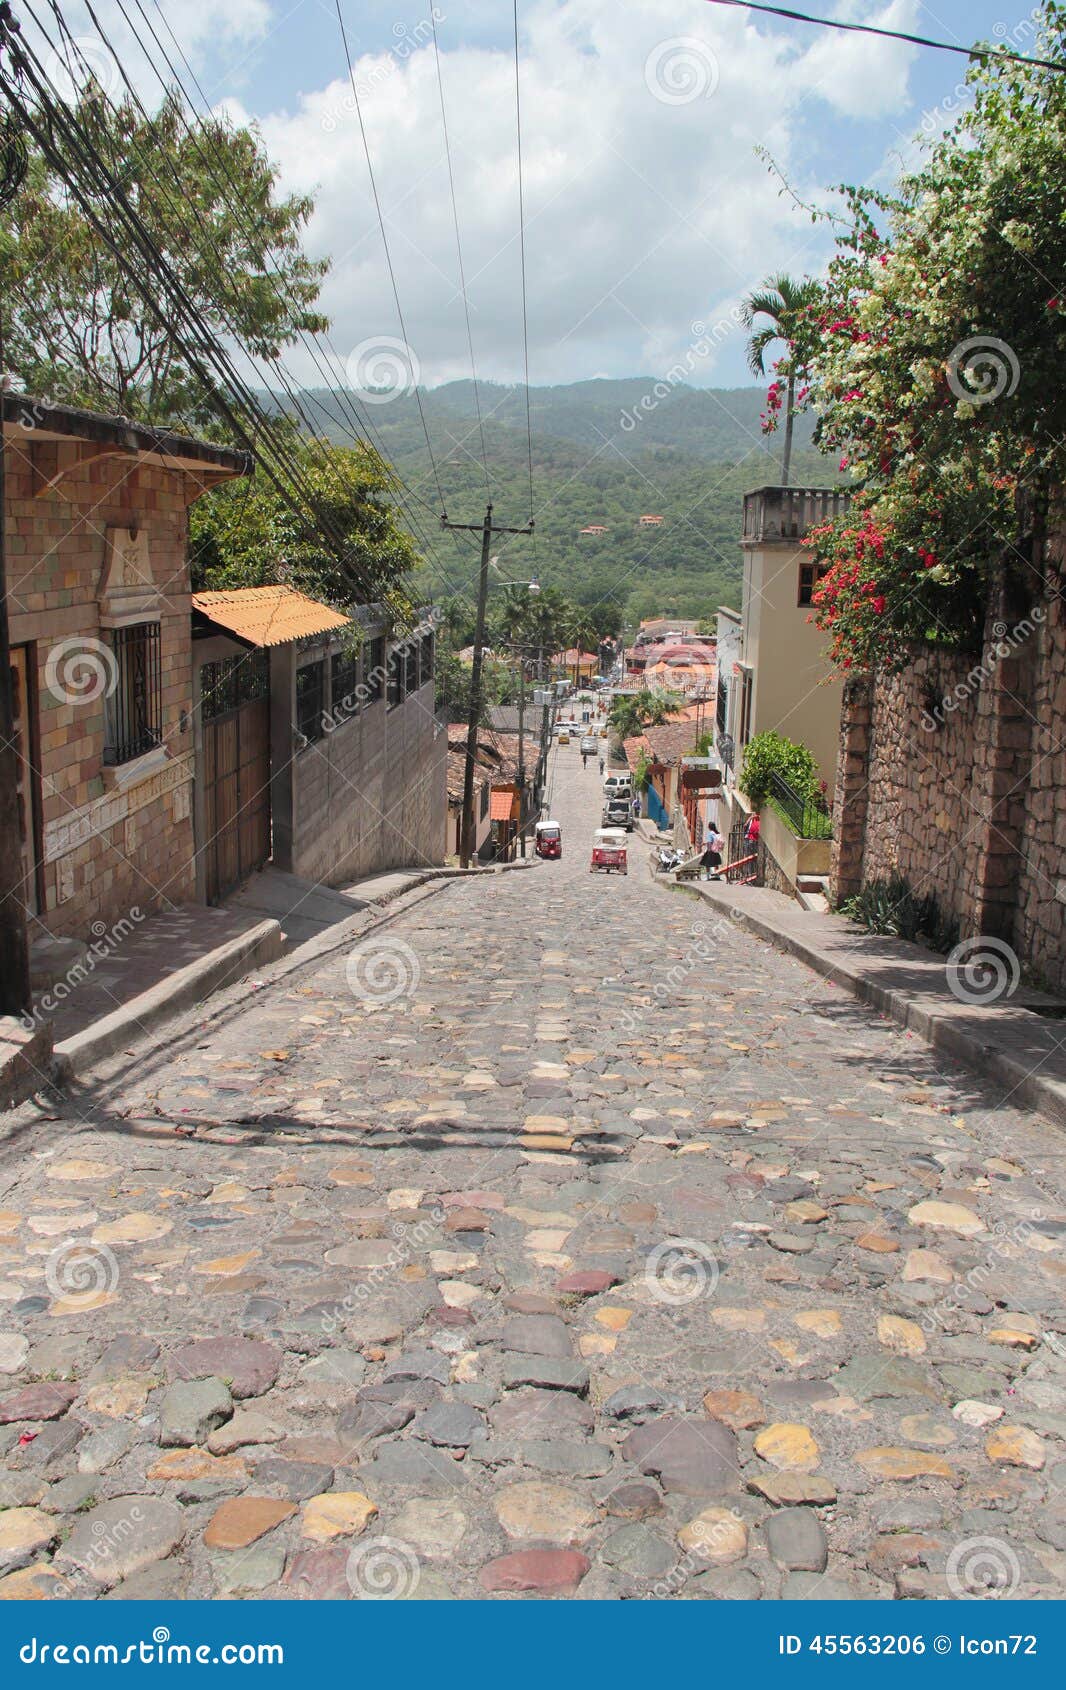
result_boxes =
[831,517,1066,993]
[3,395,250,948]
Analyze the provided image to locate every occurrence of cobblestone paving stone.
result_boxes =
[1,746,1065,1601]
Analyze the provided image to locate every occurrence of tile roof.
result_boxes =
[490,788,520,822]
[192,585,349,647]
[639,721,702,765]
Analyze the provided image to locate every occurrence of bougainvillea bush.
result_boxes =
[801,3,1066,671]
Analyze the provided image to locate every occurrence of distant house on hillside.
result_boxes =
[579,524,608,536]
[638,514,664,527]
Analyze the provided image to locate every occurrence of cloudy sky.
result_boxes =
[38,0,1031,390]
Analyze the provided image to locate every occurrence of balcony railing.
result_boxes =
[742,486,850,544]
[767,769,833,839]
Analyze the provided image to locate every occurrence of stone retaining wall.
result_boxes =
[831,536,1066,992]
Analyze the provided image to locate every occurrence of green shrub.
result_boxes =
[738,730,820,807]
[839,874,960,954]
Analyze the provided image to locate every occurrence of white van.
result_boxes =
[603,772,633,799]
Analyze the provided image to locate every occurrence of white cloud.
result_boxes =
[25,0,923,389]
[254,0,906,390]
[790,0,920,120]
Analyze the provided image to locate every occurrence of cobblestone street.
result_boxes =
[1,744,1065,1602]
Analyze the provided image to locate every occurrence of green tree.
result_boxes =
[804,2,1066,669]
[189,436,418,609]
[1,91,327,423]
[608,690,683,743]
[740,272,821,486]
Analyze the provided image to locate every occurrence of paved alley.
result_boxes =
[0,742,1064,1601]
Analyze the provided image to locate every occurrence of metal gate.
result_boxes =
[200,653,271,904]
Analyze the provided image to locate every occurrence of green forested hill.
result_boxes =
[289,379,840,629]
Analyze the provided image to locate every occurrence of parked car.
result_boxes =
[602,800,633,831]
[603,773,633,799]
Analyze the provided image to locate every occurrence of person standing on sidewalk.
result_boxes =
[598,754,605,776]
[701,825,725,880]
[631,792,642,821]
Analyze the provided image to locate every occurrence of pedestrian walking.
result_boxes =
[701,825,725,880]
[598,755,605,776]
[631,792,642,820]
[581,749,589,769]
[744,813,760,847]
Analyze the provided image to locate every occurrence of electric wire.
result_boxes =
[333,0,449,520]
[430,6,490,501]
[512,0,534,527]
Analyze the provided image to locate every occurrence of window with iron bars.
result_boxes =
[402,640,419,698]
[386,645,402,710]
[296,660,326,745]
[104,623,162,766]
[330,649,359,724]
[365,636,385,703]
[200,652,268,722]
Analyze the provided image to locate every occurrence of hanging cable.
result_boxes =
[23,1,468,621]
[430,6,490,500]
[333,0,449,519]
[704,0,1066,72]
[1,30,416,625]
[513,0,534,528]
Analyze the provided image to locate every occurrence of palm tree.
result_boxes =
[565,607,597,684]
[740,272,821,487]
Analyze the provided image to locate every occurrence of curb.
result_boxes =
[52,856,541,1086]
[52,918,285,1082]
[683,882,1066,1130]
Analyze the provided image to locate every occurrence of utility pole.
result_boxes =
[516,650,526,858]
[0,27,30,1018]
[442,504,533,868]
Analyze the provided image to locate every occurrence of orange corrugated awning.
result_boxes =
[490,789,519,822]
[192,585,350,647]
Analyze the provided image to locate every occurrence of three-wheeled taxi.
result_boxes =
[535,819,562,860]
[590,826,628,875]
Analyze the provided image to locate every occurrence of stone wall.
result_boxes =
[831,543,1066,992]
[5,445,203,943]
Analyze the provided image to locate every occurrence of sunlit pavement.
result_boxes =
[0,741,1063,1600]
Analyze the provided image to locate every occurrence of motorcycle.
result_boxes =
[653,845,683,873]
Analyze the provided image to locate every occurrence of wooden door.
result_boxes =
[200,654,271,904]
[10,646,41,915]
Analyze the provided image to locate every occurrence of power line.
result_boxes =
[117,0,474,600]
[1,25,417,625]
[333,0,449,519]
[22,1,469,621]
[513,0,534,527]
[704,0,1066,72]
[430,7,490,501]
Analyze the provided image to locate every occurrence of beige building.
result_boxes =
[725,486,848,791]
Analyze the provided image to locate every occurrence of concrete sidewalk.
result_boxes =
[688,879,1066,1128]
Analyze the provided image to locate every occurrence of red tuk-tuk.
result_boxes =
[590,826,627,874]
[535,819,562,859]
